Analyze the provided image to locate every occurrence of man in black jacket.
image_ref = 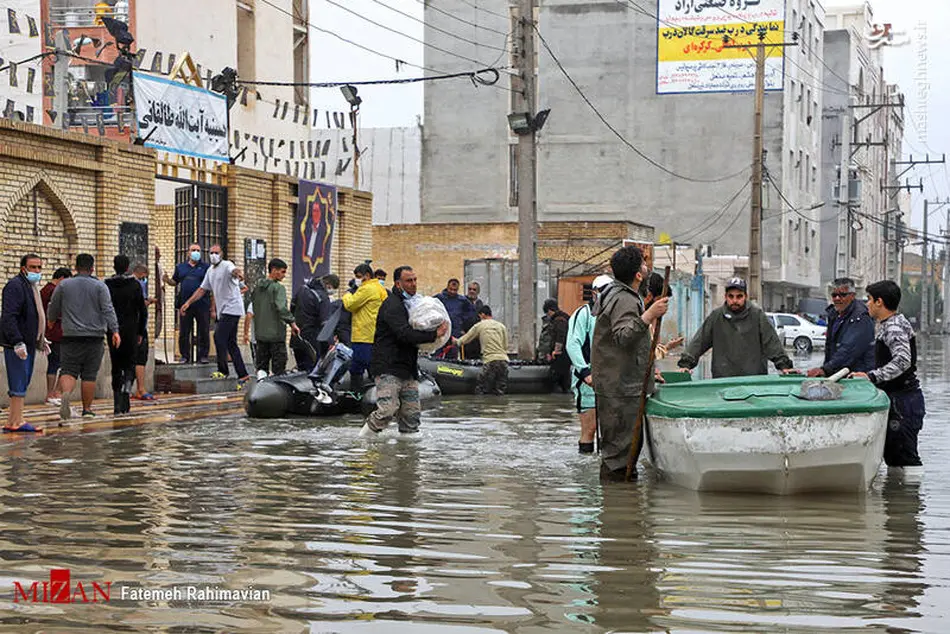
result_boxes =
[359,266,448,437]
[292,274,340,372]
[105,255,147,414]
[1,253,47,431]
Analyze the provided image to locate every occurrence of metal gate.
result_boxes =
[174,183,228,263]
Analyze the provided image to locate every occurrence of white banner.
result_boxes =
[657,0,786,94]
[0,0,42,123]
[133,72,229,161]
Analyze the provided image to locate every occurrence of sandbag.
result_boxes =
[409,296,451,353]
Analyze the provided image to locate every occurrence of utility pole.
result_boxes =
[515,0,538,360]
[921,198,950,333]
[922,199,929,334]
[723,34,798,304]
[52,31,70,130]
[836,112,852,281]
[944,209,950,333]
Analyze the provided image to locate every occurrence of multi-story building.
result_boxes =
[819,1,903,290]
[422,0,826,310]
[31,0,354,178]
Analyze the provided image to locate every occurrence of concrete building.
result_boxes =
[422,0,826,310]
[819,2,904,291]
[1,1,44,124]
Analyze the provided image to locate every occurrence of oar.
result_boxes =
[626,265,671,482]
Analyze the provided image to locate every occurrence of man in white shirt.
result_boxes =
[180,244,250,383]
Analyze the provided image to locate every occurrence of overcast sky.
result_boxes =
[310,0,949,232]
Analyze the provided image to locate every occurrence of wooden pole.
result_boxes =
[626,265,671,482]
[749,42,765,304]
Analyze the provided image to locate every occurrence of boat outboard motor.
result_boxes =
[309,343,353,406]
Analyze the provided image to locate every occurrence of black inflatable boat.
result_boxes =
[418,357,554,395]
[244,372,442,419]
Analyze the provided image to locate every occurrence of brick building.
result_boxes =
[0,118,371,405]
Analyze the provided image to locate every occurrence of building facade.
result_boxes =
[422,0,825,310]
[819,2,904,291]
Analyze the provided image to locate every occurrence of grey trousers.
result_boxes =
[597,395,644,472]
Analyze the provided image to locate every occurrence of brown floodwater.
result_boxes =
[0,342,948,632]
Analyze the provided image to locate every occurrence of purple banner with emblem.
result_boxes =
[293,180,337,292]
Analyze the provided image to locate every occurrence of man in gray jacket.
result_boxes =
[591,246,668,481]
[678,277,794,378]
[48,253,120,420]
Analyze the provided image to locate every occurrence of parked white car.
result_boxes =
[767,313,826,353]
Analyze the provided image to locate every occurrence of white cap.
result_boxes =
[592,274,613,290]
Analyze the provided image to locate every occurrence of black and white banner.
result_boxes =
[133,71,229,162]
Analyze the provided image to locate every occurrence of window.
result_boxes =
[805,155,810,193]
[237,1,256,83]
[779,315,800,327]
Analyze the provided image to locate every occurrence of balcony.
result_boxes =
[49,1,129,28]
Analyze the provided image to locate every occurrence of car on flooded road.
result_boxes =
[767,312,827,354]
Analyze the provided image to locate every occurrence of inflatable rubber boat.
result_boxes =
[244,372,442,419]
[418,356,554,395]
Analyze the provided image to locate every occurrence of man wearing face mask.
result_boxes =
[1,254,49,432]
[179,245,250,384]
[163,243,210,364]
[678,277,794,379]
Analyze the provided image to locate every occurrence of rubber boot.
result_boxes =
[113,391,123,415]
[350,372,364,394]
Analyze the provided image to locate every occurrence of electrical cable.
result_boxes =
[0,51,54,73]
[534,24,749,184]
[366,0,507,51]
[451,0,510,21]
[410,0,508,36]
[319,0,503,69]
[675,176,752,242]
[706,191,753,244]
[764,173,837,223]
[237,67,503,88]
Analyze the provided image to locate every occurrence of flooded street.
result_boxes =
[0,343,948,632]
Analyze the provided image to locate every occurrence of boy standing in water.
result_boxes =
[852,280,924,468]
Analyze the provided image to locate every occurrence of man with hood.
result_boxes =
[292,273,340,372]
[591,246,669,481]
[249,258,300,376]
[105,255,147,414]
[678,277,794,378]
[566,274,613,454]
[807,277,874,378]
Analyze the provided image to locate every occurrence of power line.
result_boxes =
[320,0,502,69]
[764,173,835,223]
[451,0,510,21]
[675,176,751,242]
[410,0,508,36]
[237,67,503,88]
[534,25,748,184]
[0,51,53,73]
[367,0,507,51]
[707,192,753,244]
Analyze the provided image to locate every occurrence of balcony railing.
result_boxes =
[49,3,129,28]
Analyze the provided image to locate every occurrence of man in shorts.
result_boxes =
[40,267,72,405]
[48,254,120,420]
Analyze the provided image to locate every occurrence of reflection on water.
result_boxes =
[0,349,946,632]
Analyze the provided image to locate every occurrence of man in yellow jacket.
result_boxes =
[343,263,388,390]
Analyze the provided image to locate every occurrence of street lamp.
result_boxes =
[341,85,361,189]
[507,108,551,136]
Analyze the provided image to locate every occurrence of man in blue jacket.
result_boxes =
[434,278,476,359]
[807,277,874,377]
[1,254,47,432]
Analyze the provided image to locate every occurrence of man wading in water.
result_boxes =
[591,246,668,481]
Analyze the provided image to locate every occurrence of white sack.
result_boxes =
[408,296,451,353]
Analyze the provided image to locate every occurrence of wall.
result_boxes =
[422,0,818,309]
[0,117,156,405]
[371,220,653,297]
[362,126,422,226]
